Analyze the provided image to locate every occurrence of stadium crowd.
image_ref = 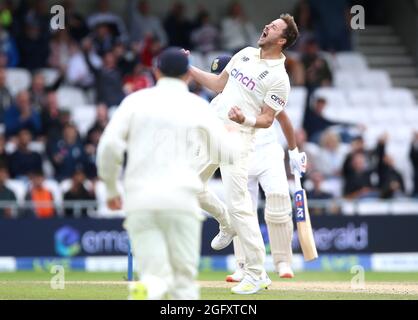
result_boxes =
[0,0,417,219]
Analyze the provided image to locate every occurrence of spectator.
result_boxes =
[342,135,378,178]
[8,129,43,179]
[376,137,405,199]
[301,38,332,89]
[91,23,117,57]
[303,97,358,143]
[83,40,125,107]
[87,0,127,43]
[410,132,418,197]
[17,20,49,71]
[317,130,349,178]
[88,103,109,134]
[49,124,86,181]
[0,1,14,32]
[0,165,17,218]
[292,0,314,51]
[285,56,306,86]
[25,170,55,218]
[48,29,78,70]
[191,11,219,54]
[4,91,42,138]
[64,168,95,217]
[309,0,352,51]
[343,151,377,199]
[127,0,168,46]
[123,63,154,94]
[139,33,163,68]
[84,126,102,180]
[294,128,320,172]
[113,42,137,77]
[30,71,64,111]
[0,24,19,67]
[163,2,193,48]
[40,91,61,137]
[0,134,9,168]
[0,67,12,122]
[220,2,258,53]
[66,37,102,89]
[306,171,333,199]
[29,72,48,111]
[306,170,335,215]
[63,0,89,43]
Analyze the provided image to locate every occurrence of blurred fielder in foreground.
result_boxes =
[209,56,306,282]
[97,48,238,300]
[186,14,305,294]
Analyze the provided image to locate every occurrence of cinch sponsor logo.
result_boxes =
[231,68,256,91]
[295,192,306,222]
[271,94,286,107]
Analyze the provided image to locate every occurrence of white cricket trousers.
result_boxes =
[124,210,202,300]
[199,130,266,280]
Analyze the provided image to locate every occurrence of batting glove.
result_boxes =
[288,148,307,176]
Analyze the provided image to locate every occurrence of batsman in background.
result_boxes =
[97,48,237,300]
[186,14,305,294]
[209,56,307,282]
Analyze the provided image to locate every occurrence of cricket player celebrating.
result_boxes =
[187,14,306,294]
[209,56,306,282]
[97,48,238,300]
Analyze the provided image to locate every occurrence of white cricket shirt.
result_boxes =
[215,47,291,133]
[97,78,238,215]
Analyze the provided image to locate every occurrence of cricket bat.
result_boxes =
[294,171,318,261]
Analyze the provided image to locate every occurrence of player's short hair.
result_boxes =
[279,13,299,50]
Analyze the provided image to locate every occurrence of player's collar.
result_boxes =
[157,78,189,91]
[256,48,286,66]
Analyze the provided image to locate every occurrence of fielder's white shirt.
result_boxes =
[97,78,238,214]
[215,47,291,132]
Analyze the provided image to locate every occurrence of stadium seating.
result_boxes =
[335,52,368,71]
[71,105,97,137]
[57,86,88,109]
[38,68,61,87]
[5,68,31,96]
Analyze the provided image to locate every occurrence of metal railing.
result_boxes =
[1,198,418,218]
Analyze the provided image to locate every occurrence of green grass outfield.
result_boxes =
[1,271,418,300]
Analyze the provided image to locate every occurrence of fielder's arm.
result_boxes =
[96,98,132,206]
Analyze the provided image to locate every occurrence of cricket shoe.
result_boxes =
[128,282,148,300]
[226,269,245,282]
[211,229,236,251]
[231,274,272,295]
[278,262,294,279]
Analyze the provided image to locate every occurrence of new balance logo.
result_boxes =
[231,68,256,91]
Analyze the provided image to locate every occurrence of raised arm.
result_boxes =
[189,66,229,93]
[182,49,230,93]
